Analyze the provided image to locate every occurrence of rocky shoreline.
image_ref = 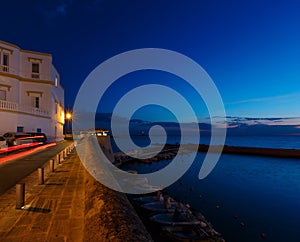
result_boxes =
[114,143,300,165]
[198,144,300,158]
[100,141,300,241]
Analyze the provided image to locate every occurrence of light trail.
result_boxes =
[0,142,57,165]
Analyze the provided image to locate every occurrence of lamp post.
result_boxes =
[64,111,72,139]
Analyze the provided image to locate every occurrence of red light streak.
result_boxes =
[0,142,40,154]
[0,142,57,164]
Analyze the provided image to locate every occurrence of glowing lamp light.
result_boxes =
[66,112,72,120]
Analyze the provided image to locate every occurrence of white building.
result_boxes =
[0,40,64,141]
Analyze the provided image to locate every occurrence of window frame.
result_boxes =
[55,76,58,87]
[2,52,9,72]
[33,96,40,109]
[31,62,40,79]
[0,89,6,101]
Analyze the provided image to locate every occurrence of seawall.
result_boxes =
[198,144,300,159]
[84,169,153,241]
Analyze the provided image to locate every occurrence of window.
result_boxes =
[31,96,40,108]
[31,63,39,79]
[2,53,9,72]
[0,90,6,100]
[17,127,24,132]
[55,76,58,87]
[27,91,42,110]
[3,54,8,65]
[35,97,40,108]
[32,63,39,73]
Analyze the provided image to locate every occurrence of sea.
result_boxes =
[111,135,300,242]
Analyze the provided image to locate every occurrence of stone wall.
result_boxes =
[84,170,153,242]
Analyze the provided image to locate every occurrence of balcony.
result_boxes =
[31,73,40,79]
[0,100,49,117]
[0,65,49,81]
[1,65,9,72]
[19,106,49,117]
[0,64,15,75]
[0,100,18,111]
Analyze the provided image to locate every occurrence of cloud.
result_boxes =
[226,92,300,105]
[94,112,300,137]
[37,0,72,19]
[226,116,300,126]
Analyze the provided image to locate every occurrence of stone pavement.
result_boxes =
[0,145,85,242]
[0,142,153,242]
[0,141,73,195]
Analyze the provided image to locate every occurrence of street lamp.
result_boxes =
[64,111,73,139]
[66,112,72,120]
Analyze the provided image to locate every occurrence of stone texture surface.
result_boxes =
[84,171,153,242]
[0,144,152,241]
[0,145,84,242]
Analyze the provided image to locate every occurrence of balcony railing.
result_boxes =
[0,64,15,75]
[19,106,49,117]
[0,100,18,111]
[1,65,9,72]
[0,100,49,117]
[31,73,40,79]
[0,65,49,81]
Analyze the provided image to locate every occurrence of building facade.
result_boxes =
[0,40,64,141]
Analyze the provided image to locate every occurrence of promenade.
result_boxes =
[0,141,72,195]
[0,142,152,242]
[0,142,84,241]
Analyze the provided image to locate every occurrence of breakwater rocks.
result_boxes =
[114,143,300,168]
[116,142,300,161]
[198,144,300,159]
[114,144,180,165]
[84,170,153,242]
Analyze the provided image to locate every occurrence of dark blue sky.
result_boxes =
[2,0,300,125]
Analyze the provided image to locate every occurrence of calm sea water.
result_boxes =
[116,135,300,242]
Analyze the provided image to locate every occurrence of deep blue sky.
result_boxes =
[1,0,300,126]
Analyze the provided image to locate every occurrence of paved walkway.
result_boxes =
[0,147,85,242]
[0,140,153,242]
[0,141,73,195]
